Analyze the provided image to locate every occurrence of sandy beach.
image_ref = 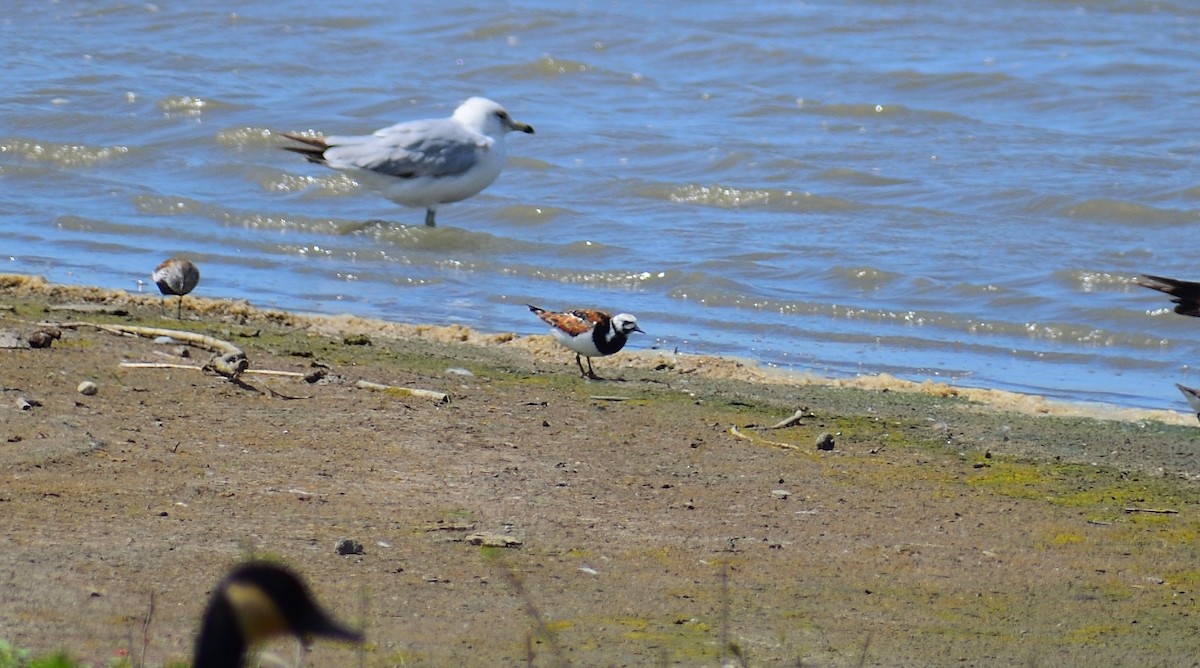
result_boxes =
[2,273,1198,667]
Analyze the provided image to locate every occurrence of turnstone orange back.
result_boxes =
[152,257,200,319]
[282,97,534,227]
[528,304,644,379]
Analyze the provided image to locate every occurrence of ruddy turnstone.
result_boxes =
[152,257,200,319]
[528,304,644,379]
[193,562,362,668]
[282,97,534,227]
[1139,274,1200,317]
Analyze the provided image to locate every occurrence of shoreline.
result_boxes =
[2,272,1191,427]
[4,270,1200,665]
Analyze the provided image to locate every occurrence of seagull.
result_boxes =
[1139,274,1200,421]
[528,305,643,379]
[282,97,534,227]
[192,562,362,668]
[1176,383,1200,422]
[1138,274,1200,317]
[152,257,200,319]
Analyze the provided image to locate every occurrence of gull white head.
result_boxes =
[452,97,535,136]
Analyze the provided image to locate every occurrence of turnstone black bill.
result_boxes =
[528,304,644,379]
[152,257,200,319]
[282,97,534,227]
[1138,274,1200,317]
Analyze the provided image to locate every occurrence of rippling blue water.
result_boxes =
[5,1,1200,409]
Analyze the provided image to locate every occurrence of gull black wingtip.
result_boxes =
[1138,274,1200,317]
[279,132,330,163]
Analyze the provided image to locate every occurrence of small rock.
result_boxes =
[815,432,835,451]
[446,367,474,376]
[771,489,791,500]
[335,539,364,555]
[465,532,522,548]
[77,381,98,396]
[303,368,328,384]
[343,333,372,346]
[0,330,25,348]
[27,329,61,348]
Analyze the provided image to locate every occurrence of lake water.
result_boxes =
[5,1,1200,410]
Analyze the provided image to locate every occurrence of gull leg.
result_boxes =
[424,208,436,227]
[176,295,184,319]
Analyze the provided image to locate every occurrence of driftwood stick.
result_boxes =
[121,362,203,371]
[728,424,800,450]
[1123,507,1179,515]
[120,362,305,378]
[355,380,449,403]
[93,323,242,356]
[765,408,809,430]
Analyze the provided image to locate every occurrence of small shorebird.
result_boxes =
[282,97,534,227]
[528,304,643,379]
[152,257,200,319]
[192,562,362,668]
[1138,274,1200,317]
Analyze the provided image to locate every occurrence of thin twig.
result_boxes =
[119,362,305,378]
[139,591,155,668]
[121,362,203,371]
[355,380,449,403]
[93,323,242,356]
[765,408,809,430]
[728,424,801,450]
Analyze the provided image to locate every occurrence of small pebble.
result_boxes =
[335,539,364,555]
[77,380,98,396]
[446,367,474,376]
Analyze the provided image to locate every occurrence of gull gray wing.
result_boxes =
[322,118,491,179]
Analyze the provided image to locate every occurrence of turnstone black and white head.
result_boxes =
[1139,274,1200,317]
[192,562,362,668]
[282,97,534,227]
[152,257,200,319]
[528,304,644,379]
